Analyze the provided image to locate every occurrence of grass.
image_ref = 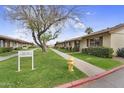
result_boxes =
[71,53,123,70]
[57,48,71,53]
[0,50,17,56]
[0,48,36,57]
[56,48,123,70]
[0,49,87,88]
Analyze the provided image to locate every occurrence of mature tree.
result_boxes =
[5,5,84,52]
[85,27,93,34]
[40,27,61,51]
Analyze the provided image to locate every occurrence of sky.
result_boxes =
[0,5,124,45]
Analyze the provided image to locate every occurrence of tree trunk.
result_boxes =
[37,34,48,52]
[42,44,47,52]
[42,39,48,52]
[32,31,46,52]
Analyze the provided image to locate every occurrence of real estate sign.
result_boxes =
[17,50,34,72]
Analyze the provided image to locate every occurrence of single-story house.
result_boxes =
[0,35,34,48]
[55,23,124,55]
[55,37,81,51]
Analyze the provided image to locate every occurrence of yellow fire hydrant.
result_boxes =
[67,57,74,72]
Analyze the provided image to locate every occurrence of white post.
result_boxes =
[18,55,21,72]
[32,51,34,70]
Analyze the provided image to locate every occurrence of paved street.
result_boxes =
[79,68,124,88]
[51,48,105,77]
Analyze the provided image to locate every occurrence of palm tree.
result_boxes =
[85,27,93,34]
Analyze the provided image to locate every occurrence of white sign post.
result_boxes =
[17,50,34,72]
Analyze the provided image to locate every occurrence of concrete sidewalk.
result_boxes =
[0,54,17,61]
[51,48,105,77]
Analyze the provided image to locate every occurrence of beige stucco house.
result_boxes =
[55,23,124,55]
[0,35,34,48]
[55,37,81,51]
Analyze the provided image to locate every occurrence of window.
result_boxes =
[99,37,103,46]
[75,41,80,49]
[69,42,71,46]
[64,42,66,47]
[90,39,95,47]
[94,37,103,47]
[74,40,80,51]
[89,36,103,47]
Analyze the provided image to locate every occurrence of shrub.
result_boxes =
[28,45,36,49]
[14,47,22,50]
[82,47,114,58]
[116,48,124,58]
[72,47,80,52]
[0,47,13,54]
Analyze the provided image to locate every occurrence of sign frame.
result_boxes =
[17,50,34,72]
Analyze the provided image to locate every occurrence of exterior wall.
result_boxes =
[79,33,111,52]
[59,43,63,48]
[70,41,74,48]
[13,42,16,48]
[5,41,8,47]
[0,38,33,48]
[7,41,10,47]
[79,39,87,52]
[103,33,111,47]
[66,42,70,48]
[19,43,23,47]
[10,41,13,47]
[110,28,124,55]
[0,40,4,47]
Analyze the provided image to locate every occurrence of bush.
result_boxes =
[82,47,114,58]
[116,48,124,58]
[0,47,13,54]
[14,47,22,50]
[28,45,36,49]
[72,47,80,52]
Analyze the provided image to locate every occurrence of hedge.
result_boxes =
[65,47,79,52]
[14,47,22,50]
[116,48,124,58]
[0,47,13,54]
[82,47,114,58]
[72,47,80,52]
[28,45,36,49]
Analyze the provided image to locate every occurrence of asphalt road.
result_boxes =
[79,68,124,88]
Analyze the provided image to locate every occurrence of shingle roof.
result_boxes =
[57,23,124,44]
[0,35,33,44]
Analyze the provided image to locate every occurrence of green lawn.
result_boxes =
[71,53,123,70]
[0,50,17,56]
[56,48,123,70]
[57,48,71,53]
[0,49,86,88]
[0,48,36,57]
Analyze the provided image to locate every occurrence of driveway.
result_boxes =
[79,68,124,88]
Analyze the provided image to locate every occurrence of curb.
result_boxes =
[56,65,124,88]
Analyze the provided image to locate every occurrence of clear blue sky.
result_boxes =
[0,5,124,44]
